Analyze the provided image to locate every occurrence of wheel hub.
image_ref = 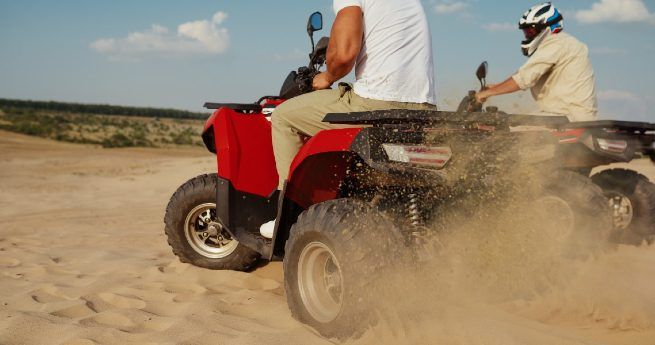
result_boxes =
[184,203,239,259]
[535,196,575,241]
[207,223,220,236]
[608,194,633,229]
[297,242,344,324]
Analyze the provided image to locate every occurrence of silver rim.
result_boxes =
[184,203,239,259]
[607,193,633,229]
[297,242,344,323]
[535,196,575,241]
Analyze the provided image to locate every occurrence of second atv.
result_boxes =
[459,61,655,245]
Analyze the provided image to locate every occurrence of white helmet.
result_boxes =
[519,2,564,57]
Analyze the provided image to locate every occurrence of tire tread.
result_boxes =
[164,174,259,271]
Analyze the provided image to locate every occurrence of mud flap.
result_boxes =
[216,177,278,257]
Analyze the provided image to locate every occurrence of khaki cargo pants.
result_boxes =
[271,83,436,189]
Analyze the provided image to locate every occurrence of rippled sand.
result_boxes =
[0,130,653,345]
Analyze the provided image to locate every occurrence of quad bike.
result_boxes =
[164,12,654,339]
[459,62,655,245]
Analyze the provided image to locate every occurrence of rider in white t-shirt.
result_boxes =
[332,0,436,104]
[261,0,436,237]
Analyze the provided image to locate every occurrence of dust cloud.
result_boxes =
[351,165,655,345]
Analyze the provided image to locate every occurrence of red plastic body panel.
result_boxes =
[262,98,285,107]
[286,128,362,208]
[288,128,362,177]
[211,108,279,197]
[204,105,360,205]
[203,111,218,132]
[551,128,586,144]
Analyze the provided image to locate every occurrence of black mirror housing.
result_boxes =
[476,61,488,81]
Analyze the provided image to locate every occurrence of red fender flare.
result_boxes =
[286,128,362,208]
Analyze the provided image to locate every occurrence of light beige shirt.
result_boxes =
[512,32,598,122]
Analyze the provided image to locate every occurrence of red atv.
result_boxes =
[164,12,653,339]
[460,62,655,245]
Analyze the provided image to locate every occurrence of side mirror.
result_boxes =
[307,12,323,54]
[308,12,323,35]
[476,61,488,81]
[476,61,488,90]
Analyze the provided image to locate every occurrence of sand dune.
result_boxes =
[1,130,654,345]
[0,131,329,345]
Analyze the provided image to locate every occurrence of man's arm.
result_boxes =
[313,6,363,90]
[476,77,521,103]
[476,39,559,103]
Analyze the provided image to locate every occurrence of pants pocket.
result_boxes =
[338,83,354,104]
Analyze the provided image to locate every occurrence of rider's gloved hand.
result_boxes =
[312,72,334,90]
[475,90,489,104]
[475,82,497,104]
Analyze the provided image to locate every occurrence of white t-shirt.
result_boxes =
[333,0,436,105]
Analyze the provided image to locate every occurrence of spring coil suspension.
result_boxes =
[407,193,421,226]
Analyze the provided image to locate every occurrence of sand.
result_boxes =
[0,130,654,345]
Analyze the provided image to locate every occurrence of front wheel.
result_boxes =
[591,169,655,244]
[164,174,259,271]
[283,199,405,340]
[535,171,613,256]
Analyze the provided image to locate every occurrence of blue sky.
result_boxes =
[1,0,654,121]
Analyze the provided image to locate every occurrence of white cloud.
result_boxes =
[91,11,230,59]
[434,1,469,14]
[482,22,515,32]
[575,0,655,24]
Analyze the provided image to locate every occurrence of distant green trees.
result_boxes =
[0,107,204,148]
[0,98,208,120]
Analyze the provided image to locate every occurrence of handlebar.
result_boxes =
[456,90,484,113]
[279,37,329,99]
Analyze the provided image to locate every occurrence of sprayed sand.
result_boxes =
[0,130,654,344]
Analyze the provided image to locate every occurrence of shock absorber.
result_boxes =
[407,193,421,226]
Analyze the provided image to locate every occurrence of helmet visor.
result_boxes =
[522,27,539,41]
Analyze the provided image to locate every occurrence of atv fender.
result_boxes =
[272,128,362,259]
[285,128,363,208]
[207,107,279,198]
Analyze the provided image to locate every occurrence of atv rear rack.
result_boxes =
[323,110,655,133]
[324,110,655,161]
[560,120,655,133]
[323,110,570,127]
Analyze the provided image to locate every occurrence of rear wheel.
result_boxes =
[591,169,655,244]
[164,174,259,271]
[283,199,405,340]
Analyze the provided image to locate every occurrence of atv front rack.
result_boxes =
[204,102,262,112]
[204,96,285,113]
